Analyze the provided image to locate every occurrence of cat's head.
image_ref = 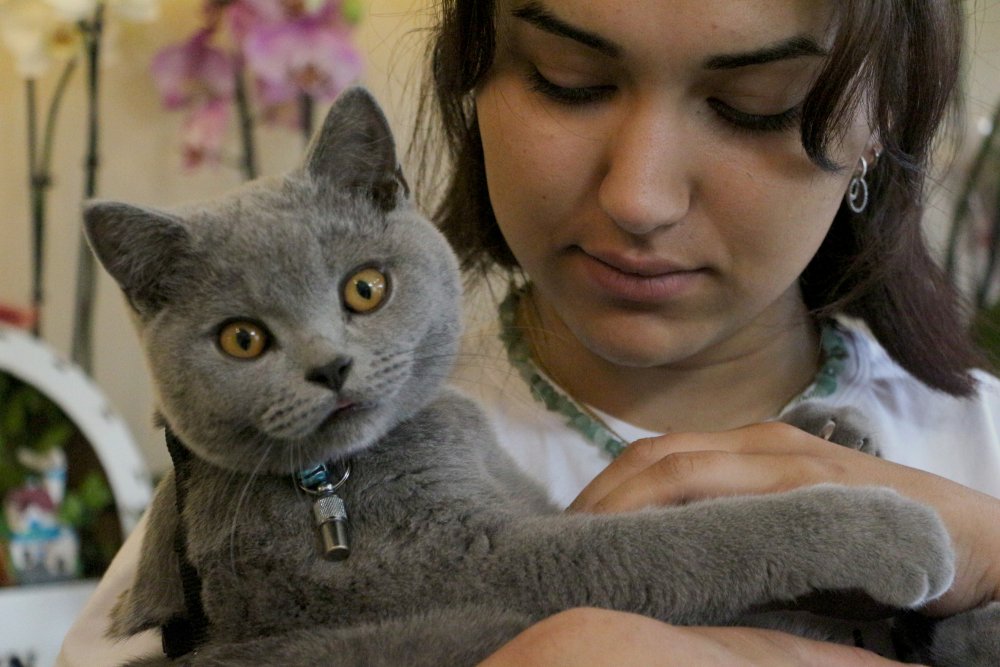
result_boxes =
[84,88,463,474]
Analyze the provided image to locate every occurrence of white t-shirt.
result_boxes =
[57,314,1000,665]
[456,314,1000,507]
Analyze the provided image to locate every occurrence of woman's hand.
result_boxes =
[567,421,1000,617]
[477,608,913,666]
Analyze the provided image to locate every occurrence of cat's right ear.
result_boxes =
[304,87,407,211]
[83,201,191,315]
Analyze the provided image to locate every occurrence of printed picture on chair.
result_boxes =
[0,371,120,587]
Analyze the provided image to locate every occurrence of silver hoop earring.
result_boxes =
[846,156,869,214]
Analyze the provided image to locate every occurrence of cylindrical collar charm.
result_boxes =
[313,487,350,561]
[298,462,351,561]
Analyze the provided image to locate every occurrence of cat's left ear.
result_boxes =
[83,201,192,315]
[304,87,409,211]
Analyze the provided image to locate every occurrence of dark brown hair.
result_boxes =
[417,0,983,396]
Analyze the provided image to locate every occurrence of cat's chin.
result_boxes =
[311,398,378,437]
[271,399,383,469]
[181,402,381,475]
[321,398,369,426]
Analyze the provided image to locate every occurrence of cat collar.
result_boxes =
[297,461,352,561]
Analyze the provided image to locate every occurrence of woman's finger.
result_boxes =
[569,422,846,512]
[578,451,843,513]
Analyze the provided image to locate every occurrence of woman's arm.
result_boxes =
[56,511,162,667]
[569,421,1000,617]
[478,608,911,667]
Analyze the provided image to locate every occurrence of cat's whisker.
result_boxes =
[228,439,275,574]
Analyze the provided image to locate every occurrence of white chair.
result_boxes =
[0,325,153,667]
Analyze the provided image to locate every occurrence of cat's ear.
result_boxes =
[304,87,409,211]
[83,201,192,315]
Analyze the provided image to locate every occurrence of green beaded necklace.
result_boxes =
[499,284,849,460]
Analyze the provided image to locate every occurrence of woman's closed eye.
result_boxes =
[528,60,802,134]
[708,98,802,134]
[527,66,802,135]
[528,66,616,105]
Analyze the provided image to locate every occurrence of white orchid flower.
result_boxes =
[108,0,160,23]
[44,0,161,23]
[43,0,98,22]
[301,0,328,13]
[0,0,82,78]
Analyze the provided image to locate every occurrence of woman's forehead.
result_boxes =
[496,0,838,37]
[493,0,839,90]
[497,0,834,52]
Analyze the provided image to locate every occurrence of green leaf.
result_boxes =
[79,472,112,511]
[58,493,85,527]
[343,0,364,24]
[34,422,74,453]
[0,464,29,496]
[973,302,1000,370]
[1,389,26,441]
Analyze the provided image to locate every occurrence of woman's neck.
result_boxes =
[519,286,821,435]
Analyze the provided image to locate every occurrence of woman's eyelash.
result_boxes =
[708,98,802,134]
[527,67,801,135]
[527,67,615,105]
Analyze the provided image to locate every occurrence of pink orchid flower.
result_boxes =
[222,0,327,44]
[150,28,236,110]
[242,18,362,106]
[180,97,231,169]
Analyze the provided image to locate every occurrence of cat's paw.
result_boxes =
[781,403,879,455]
[798,485,954,609]
[926,602,1000,667]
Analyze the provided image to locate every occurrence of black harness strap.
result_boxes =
[890,610,940,664]
[161,427,210,659]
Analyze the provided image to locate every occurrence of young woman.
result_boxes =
[423,0,1000,662]
[60,0,1000,664]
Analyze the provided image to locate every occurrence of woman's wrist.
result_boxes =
[478,608,911,666]
[924,482,1000,614]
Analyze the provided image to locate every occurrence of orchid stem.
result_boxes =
[299,93,314,144]
[71,6,105,373]
[234,64,258,181]
[27,79,41,336]
[24,59,77,339]
[945,99,1000,280]
[42,59,79,175]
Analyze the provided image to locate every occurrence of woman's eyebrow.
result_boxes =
[704,36,828,70]
[511,2,621,58]
[510,4,826,71]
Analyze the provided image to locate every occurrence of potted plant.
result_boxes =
[944,98,1000,366]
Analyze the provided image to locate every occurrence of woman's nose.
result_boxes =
[597,101,692,236]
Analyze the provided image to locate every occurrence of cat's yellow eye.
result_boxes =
[219,321,269,359]
[344,268,388,313]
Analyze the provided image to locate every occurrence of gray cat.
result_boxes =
[85,88,997,666]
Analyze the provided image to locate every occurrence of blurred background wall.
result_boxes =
[1,1,999,476]
[0,0,435,474]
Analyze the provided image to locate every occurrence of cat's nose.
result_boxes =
[307,356,353,392]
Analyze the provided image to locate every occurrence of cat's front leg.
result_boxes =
[894,601,1000,667]
[170,606,532,667]
[110,472,186,639]
[482,484,954,626]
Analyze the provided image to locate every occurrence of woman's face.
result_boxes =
[476,0,872,369]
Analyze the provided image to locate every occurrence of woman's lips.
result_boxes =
[576,249,706,303]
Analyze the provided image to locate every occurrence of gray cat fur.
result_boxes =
[926,603,1000,666]
[84,88,998,666]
